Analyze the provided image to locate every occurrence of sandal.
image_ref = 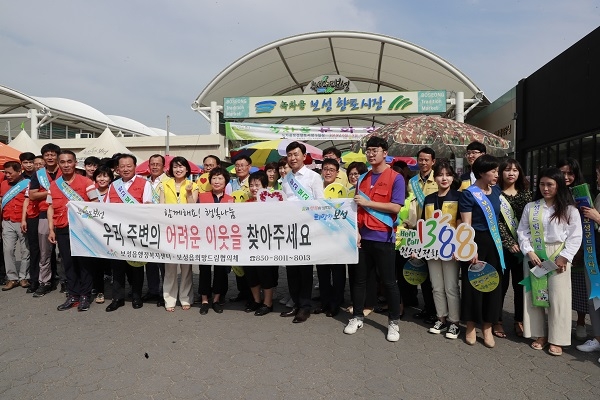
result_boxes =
[548,344,563,356]
[181,305,191,311]
[493,323,507,338]
[514,322,524,338]
[530,338,548,350]
[165,307,175,312]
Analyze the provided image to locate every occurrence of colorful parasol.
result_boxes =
[357,116,510,158]
[231,139,323,167]
[135,155,201,175]
[342,149,367,164]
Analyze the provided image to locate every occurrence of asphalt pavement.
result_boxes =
[0,267,598,400]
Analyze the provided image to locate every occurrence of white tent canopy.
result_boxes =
[8,130,41,154]
[76,127,136,163]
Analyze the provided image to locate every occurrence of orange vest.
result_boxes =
[0,180,28,222]
[49,175,94,228]
[198,192,234,204]
[108,177,146,203]
[357,167,398,233]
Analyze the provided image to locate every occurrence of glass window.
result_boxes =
[38,124,50,140]
[569,138,581,160]
[52,123,66,139]
[558,142,567,165]
[581,135,595,185]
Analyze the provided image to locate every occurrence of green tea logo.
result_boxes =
[388,95,413,111]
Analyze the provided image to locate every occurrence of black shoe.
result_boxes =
[424,314,438,325]
[212,301,223,314]
[59,282,67,294]
[313,306,328,315]
[199,303,209,315]
[33,283,51,298]
[132,298,143,309]
[413,310,429,319]
[57,296,79,311]
[157,298,165,307]
[293,309,310,323]
[106,299,125,312]
[374,306,388,314]
[229,294,248,302]
[326,308,339,318]
[27,283,39,294]
[78,295,91,311]
[255,304,273,316]
[245,301,261,313]
[280,307,299,317]
[141,293,161,302]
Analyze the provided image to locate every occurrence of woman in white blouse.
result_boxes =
[517,167,582,356]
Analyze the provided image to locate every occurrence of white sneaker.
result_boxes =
[576,325,587,340]
[576,338,600,352]
[344,318,363,334]
[387,321,400,342]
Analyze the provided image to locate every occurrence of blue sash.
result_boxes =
[55,177,84,201]
[356,172,397,228]
[467,185,506,271]
[112,179,140,204]
[409,175,425,208]
[36,168,51,190]
[284,173,314,201]
[1,179,30,209]
[576,197,600,300]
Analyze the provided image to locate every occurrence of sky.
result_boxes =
[1,0,598,136]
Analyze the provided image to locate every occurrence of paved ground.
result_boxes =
[0,267,598,400]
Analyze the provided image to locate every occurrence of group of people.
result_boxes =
[0,138,599,360]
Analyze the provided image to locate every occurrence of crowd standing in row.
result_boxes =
[1,139,599,362]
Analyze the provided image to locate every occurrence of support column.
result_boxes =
[455,92,464,123]
[29,109,38,140]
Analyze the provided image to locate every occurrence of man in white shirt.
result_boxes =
[280,141,324,323]
[143,154,167,307]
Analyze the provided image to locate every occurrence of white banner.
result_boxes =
[226,122,375,141]
[67,200,358,266]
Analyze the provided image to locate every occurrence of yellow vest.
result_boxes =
[162,178,198,204]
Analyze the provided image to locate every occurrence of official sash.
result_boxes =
[1,179,30,209]
[113,179,140,204]
[55,177,84,201]
[149,179,160,204]
[409,175,425,209]
[571,184,600,302]
[36,168,51,190]
[356,172,396,229]
[499,194,518,241]
[284,173,314,201]
[467,185,506,271]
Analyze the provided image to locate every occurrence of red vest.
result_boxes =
[198,192,234,204]
[36,168,61,213]
[49,175,94,228]
[26,184,40,219]
[107,177,146,203]
[357,167,399,233]
[0,179,27,222]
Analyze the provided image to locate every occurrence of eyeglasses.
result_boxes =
[235,163,249,168]
[322,168,338,173]
[348,172,360,177]
[466,150,482,156]
[365,148,383,156]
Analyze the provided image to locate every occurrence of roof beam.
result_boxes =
[276,46,302,92]
[329,38,340,75]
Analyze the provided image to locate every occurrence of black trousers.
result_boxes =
[353,240,401,320]
[145,262,165,295]
[286,265,313,311]
[395,252,418,308]
[89,257,108,293]
[316,264,346,311]
[111,259,144,300]
[56,230,92,297]
[199,265,229,296]
[245,266,279,289]
[26,217,40,286]
[500,249,524,322]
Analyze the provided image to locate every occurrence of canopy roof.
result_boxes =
[76,127,137,163]
[8,130,41,154]
[0,85,174,138]
[193,31,488,133]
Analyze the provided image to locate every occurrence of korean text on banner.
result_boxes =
[67,200,358,266]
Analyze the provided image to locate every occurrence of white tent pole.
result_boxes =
[455,92,464,123]
[29,109,38,140]
[210,101,219,135]
[7,121,11,142]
